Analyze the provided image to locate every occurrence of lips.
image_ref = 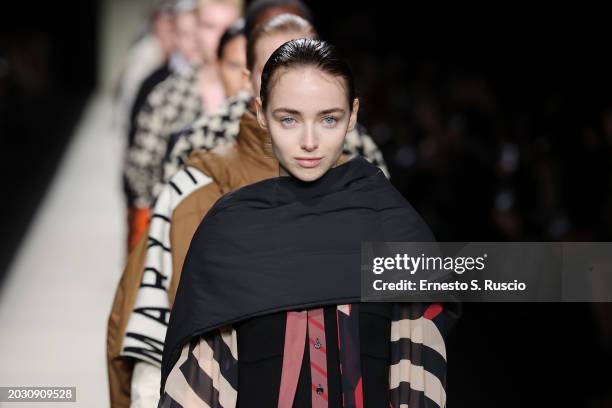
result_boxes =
[295,157,322,168]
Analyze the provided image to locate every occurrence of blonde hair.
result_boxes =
[199,0,244,12]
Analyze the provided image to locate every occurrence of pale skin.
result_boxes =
[255,66,360,182]
[196,2,240,63]
[152,12,176,56]
[218,35,250,98]
[196,2,241,114]
[174,11,202,64]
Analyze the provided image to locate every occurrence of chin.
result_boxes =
[291,166,327,182]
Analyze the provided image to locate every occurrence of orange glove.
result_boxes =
[127,207,151,252]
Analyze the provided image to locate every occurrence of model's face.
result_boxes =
[175,12,202,64]
[219,35,249,97]
[249,30,308,98]
[197,2,240,62]
[153,13,176,54]
[256,66,359,182]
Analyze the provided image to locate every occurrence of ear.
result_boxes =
[347,98,360,131]
[255,97,267,129]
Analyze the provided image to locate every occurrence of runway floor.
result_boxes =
[0,1,147,406]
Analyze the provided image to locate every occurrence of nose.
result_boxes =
[300,125,319,152]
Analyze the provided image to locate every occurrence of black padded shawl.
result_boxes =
[161,156,434,388]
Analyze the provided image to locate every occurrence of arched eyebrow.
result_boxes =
[272,108,301,115]
[319,108,346,115]
[272,108,346,116]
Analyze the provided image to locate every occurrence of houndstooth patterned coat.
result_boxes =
[123,69,203,208]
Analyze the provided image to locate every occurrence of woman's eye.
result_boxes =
[281,117,296,126]
[322,116,337,126]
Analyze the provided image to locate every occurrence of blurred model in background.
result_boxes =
[123,0,242,251]
[114,0,177,136]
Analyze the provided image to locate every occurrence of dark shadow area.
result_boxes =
[305,4,612,407]
[0,2,99,283]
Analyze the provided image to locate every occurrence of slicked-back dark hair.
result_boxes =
[260,38,356,111]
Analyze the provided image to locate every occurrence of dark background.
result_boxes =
[1,1,610,406]
[305,5,612,406]
[0,2,98,281]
